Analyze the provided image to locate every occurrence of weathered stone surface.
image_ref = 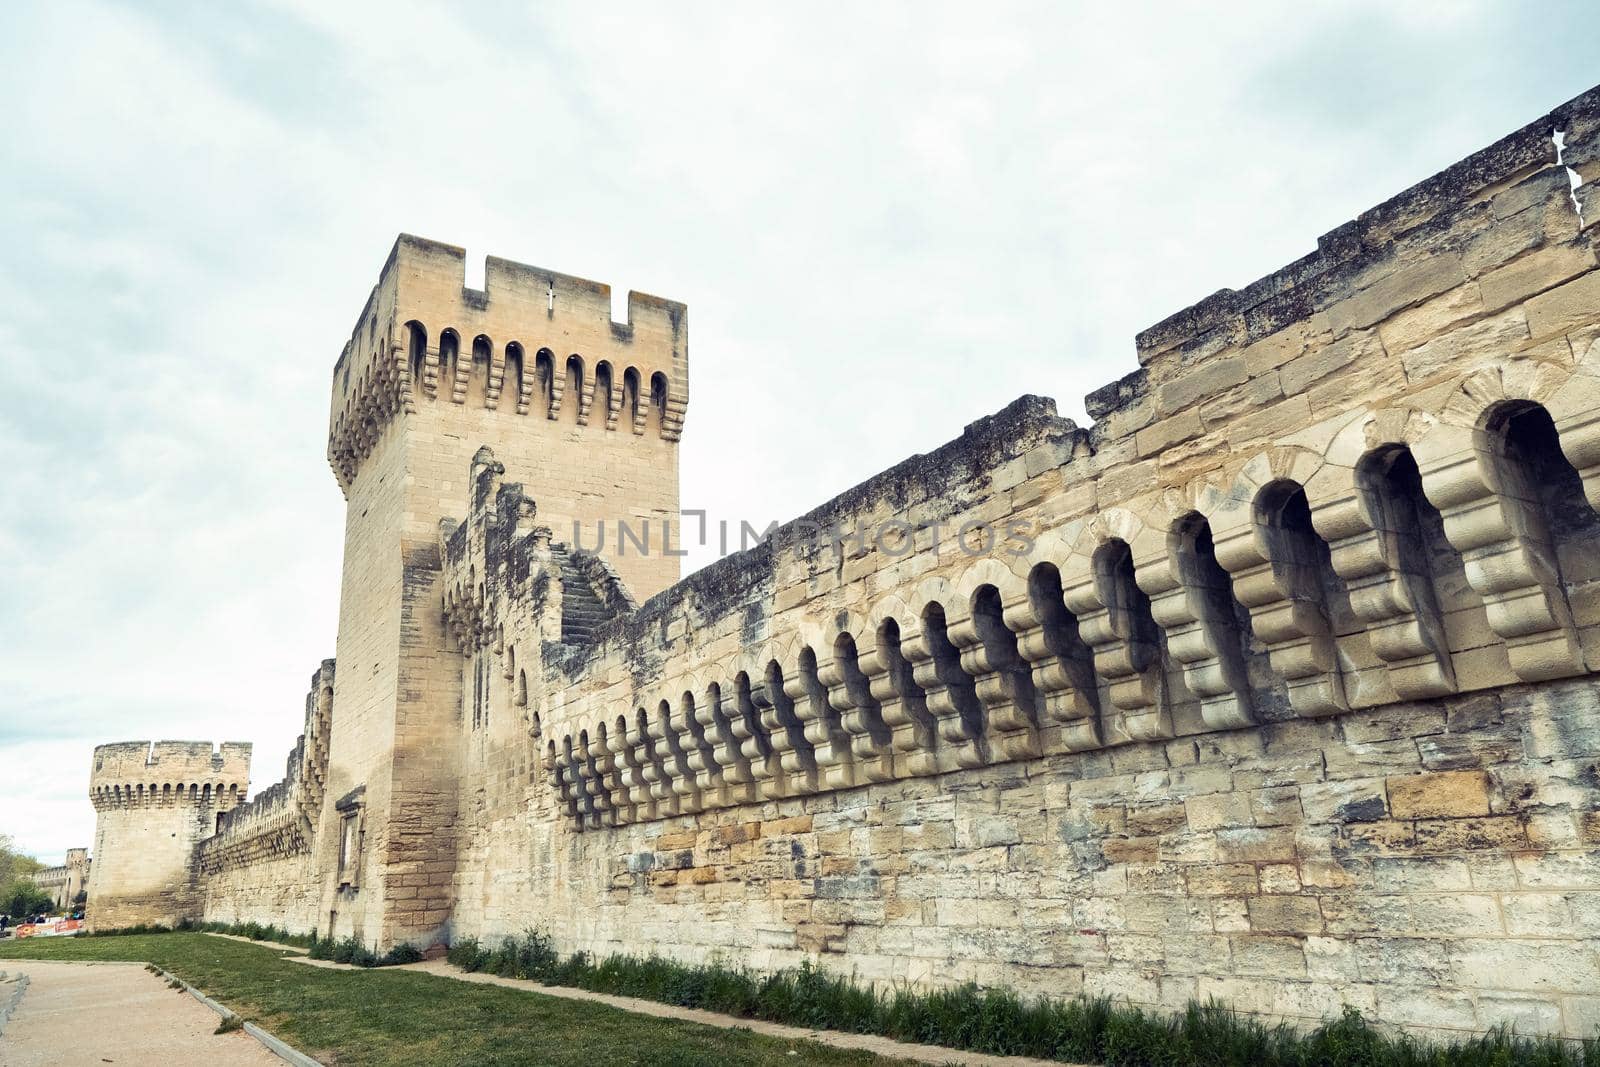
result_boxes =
[77,85,1600,1043]
[1386,771,1492,819]
[1525,268,1600,340]
[1399,310,1530,383]
[1281,330,1385,396]
[1327,254,1467,335]
[1477,242,1598,312]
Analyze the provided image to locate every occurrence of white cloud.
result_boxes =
[0,0,1594,864]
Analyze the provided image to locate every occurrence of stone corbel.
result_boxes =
[746,649,819,798]
[1060,513,1172,742]
[1133,490,1256,731]
[783,627,858,790]
[815,623,896,784]
[547,363,566,420]
[1314,413,1456,699]
[485,343,505,410]
[1415,362,1586,681]
[856,597,939,777]
[637,706,681,818]
[679,679,726,807]
[604,374,623,430]
[575,365,596,426]
[897,578,989,771]
[567,734,600,829]
[1003,530,1101,754]
[606,717,648,824]
[1209,450,1348,717]
[699,675,756,806]
[659,698,704,815]
[949,559,1042,763]
[579,730,617,829]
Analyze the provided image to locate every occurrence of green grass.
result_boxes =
[91,919,427,967]
[9,931,1598,1067]
[0,933,908,1066]
[441,931,1600,1067]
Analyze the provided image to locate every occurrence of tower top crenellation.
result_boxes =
[90,740,251,794]
[327,234,689,494]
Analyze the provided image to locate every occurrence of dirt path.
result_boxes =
[202,931,308,954]
[0,960,282,1066]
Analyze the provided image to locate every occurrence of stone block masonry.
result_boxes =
[81,82,1600,1039]
[28,848,90,911]
[86,741,250,929]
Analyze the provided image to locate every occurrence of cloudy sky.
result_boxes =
[1,1,1594,865]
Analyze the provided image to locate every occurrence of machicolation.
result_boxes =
[84,84,1600,1040]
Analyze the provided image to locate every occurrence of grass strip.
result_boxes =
[0,932,904,1066]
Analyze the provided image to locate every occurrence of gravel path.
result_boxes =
[0,959,282,1066]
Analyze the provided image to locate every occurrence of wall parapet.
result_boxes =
[518,84,1600,833]
[90,740,251,811]
[327,234,689,493]
[196,661,335,876]
[1132,86,1600,368]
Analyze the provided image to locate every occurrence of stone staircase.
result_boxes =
[553,546,608,644]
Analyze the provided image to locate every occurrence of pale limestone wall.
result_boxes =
[315,415,409,946]
[197,850,321,932]
[29,849,89,911]
[312,236,687,950]
[181,83,1600,1038]
[195,663,332,934]
[442,85,1600,1039]
[463,677,1600,1039]
[86,741,249,930]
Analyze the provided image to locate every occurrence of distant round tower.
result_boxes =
[85,740,251,930]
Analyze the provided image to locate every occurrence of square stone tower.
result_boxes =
[319,235,687,948]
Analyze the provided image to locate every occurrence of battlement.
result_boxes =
[373,234,687,344]
[1131,84,1600,370]
[327,234,690,493]
[90,740,251,809]
[196,660,334,873]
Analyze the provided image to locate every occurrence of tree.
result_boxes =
[3,881,53,919]
[0,835,43,888]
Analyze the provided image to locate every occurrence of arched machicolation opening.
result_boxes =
[920,601,985,749]
[1480,401,1600,611]
[972,584,1040,725]
[406,321,428,388]
[1026,561,1100,710]
[1093,538,1162,674]
[1171,511,1280,715]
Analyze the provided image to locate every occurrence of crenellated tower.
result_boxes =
[316,235,687,949]
[85,740,250,930]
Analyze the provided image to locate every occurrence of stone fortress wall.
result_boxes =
[85,741,250,929]
[447,85,1600,1039]
[83,83,1600,1039]
[29,848,90,912]
[192,661,335,934]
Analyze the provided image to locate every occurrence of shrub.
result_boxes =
[434,930,1600,1067]
[379,943,423,966]
[85,922,173,937]
[446,938,486,972]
